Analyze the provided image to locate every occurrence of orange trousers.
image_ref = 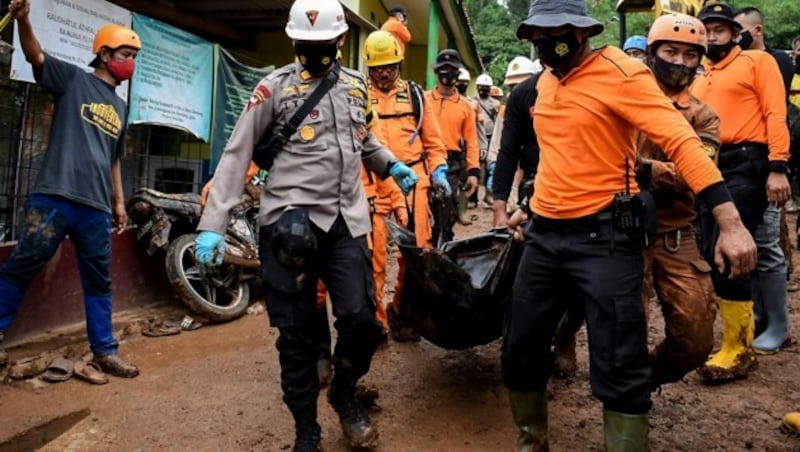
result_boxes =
[390,171,433,317]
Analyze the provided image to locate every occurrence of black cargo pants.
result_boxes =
[260,215,382,413]
[502,214,652,415]
[705,146,768,301]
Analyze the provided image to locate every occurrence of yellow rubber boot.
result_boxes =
[782,412,800,435]
[696,299,756,382]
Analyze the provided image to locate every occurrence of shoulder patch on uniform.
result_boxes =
[247,84,272,111]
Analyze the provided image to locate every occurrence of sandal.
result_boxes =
[73,360,109,385]
[41,357,74,382]
[142,320,182,337]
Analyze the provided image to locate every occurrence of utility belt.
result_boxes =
[717,142,768,170]
[532,192,657,248]
[532,209,614,233]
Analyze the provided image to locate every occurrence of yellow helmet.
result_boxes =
[364,30,403,67]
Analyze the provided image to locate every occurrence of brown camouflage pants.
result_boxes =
[644,226,717,387]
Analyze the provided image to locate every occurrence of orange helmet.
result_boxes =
[647,13,707,53]
[92,24,141,55]
[489,86,503,98]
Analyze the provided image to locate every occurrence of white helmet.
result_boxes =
[503,56,542,86]
[286,0,349,41]
[476,73,493,87]
[457,67,471,82]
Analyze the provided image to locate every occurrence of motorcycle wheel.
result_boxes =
[165,233,250,323]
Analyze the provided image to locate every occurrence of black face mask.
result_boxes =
[456,83,468,95]
[478,88,490,98]
[706,41,736,62]
[738,30,753,50]
[437,70,459,87]
[651,56,698,91]
[533,30,581,71]
[295,42,338,75]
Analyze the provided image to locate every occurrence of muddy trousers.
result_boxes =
[261,216,382,413]
[0,194,118,355]
[502,218,652,415]
[645,227,716,387]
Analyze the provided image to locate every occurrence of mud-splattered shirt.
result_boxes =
[32,53,127,214]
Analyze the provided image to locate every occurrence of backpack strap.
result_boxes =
[408,81,425,145]
[252,64,341,170]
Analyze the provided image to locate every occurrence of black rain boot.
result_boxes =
[291,403,321,452]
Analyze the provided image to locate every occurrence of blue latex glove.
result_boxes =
[195,231,226,266]
[431,164,452,196]
[389,162,418,195]
[486,162,495,195]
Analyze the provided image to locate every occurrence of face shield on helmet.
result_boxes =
[286,0,348,75]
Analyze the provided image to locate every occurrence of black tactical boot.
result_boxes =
[328,378,378,448]
[292,403,321,452]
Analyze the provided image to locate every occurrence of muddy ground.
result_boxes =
[1,203,799,451]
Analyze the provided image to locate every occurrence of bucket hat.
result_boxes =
[516,0,604,40]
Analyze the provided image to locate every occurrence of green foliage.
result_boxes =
[465,0,530,85]
[466,0,800,78]
[586,0,800,50]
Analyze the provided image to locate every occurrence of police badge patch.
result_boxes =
[247,85,271,111]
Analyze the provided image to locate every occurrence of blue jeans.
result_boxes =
[753,205,786,274]
[0,194,118,355]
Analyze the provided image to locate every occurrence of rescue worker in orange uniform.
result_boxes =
[637,13,721,389]
[691,2,791,383]
[426,49,480,244]
[380,6,411,56]
[362,30,450,342]
[505,1,756,449]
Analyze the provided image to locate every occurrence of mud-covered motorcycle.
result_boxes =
[127,186,260,322]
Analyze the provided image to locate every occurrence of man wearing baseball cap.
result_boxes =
[502,0,757,450]
[690,2,791,380]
